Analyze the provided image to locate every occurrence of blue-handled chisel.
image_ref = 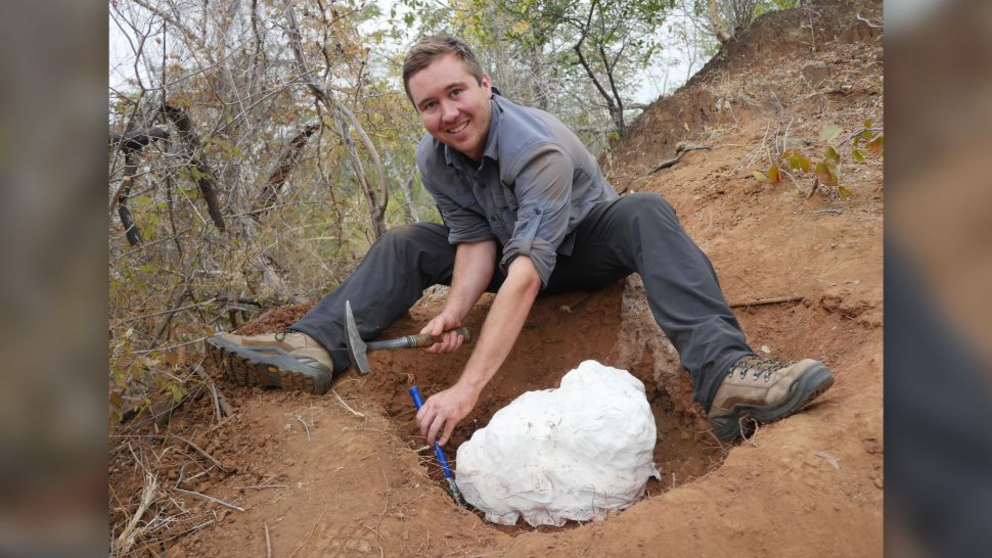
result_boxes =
[409,386,467,507]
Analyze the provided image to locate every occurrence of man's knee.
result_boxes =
[619,192,678,223]
[374,223,450,259]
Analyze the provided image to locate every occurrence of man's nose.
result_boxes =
[440,101,458,123]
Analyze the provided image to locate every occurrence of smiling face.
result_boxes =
[407,54,493,163]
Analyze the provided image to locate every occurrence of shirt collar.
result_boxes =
[443,90,504,170]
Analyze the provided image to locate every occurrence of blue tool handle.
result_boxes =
[409,386,455,479]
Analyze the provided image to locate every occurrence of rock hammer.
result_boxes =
[344,300,472,375]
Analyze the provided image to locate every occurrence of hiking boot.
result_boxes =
[709,355,834,441]
[205,331,333,395]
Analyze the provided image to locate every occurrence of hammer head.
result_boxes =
[344,300,371,375]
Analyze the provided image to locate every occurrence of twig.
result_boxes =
[296,416,311,442]
[122,298,218,322]
[265,522,272,558]
[173,487,245,512]
[192,364,232,421]
[133,335,209,355]
[331,389,365,418]
[235,484,289,490]
[289,505,328,558]
[838,127,883,147]
[856,13,883,29]
[173,435,228,473]
[730,295,804,308]
[740,418,760,447]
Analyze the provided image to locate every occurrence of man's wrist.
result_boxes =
[455,374,485,397]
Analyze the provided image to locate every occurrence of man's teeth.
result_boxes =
[448,122,468,133]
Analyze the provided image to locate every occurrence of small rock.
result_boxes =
[760,345,771,354]
[873,477,884,489]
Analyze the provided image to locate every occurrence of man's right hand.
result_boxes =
[420,311,467,354]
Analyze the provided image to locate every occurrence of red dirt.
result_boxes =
[109,0,884,555]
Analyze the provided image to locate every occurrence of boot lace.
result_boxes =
[728,355,786,383]
[275,328,298,341]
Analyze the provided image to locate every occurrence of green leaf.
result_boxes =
[753,170,769,182]
[837,186,853,200]
[852,149,866,163]
[825,146,840,163]
[820,123,842,143]
[863,119,873,129]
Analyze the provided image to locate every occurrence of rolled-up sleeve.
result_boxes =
[421,175,495,244]
[500,143,573,287]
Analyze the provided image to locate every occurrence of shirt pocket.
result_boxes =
[492,180,519,217]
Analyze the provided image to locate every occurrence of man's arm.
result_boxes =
[420,239,496,353]
[416,255,542,446]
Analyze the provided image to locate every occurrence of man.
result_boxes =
[207,36,834,444]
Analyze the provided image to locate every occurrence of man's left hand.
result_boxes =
[416,383,479,446]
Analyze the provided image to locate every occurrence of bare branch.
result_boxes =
[284,2,388,238]
[160,103,227,232]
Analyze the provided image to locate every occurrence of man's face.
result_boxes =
[407,54,492,163]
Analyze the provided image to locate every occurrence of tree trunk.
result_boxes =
[709,0,732,45]
[398,168,421,224]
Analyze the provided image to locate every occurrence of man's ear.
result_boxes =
[481,73,492,99]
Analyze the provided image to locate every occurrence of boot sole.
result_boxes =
[205,336,331,395]
[711,363,835,442]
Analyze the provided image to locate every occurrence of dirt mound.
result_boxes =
[109,0,883,555]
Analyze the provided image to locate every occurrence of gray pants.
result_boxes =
[292,192,753,411]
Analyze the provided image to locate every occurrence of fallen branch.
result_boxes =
[649,144,712,174]
[265,522,273,558]
[730,295,804,308]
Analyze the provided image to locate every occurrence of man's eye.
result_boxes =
[450,89,462,98]
[423,101,437,111]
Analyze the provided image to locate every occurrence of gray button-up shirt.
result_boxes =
[416,93,618,287]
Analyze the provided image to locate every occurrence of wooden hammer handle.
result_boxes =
[404,327,472,348]
[365,327,472,351]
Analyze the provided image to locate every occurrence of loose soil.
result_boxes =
[109,0,884,555]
